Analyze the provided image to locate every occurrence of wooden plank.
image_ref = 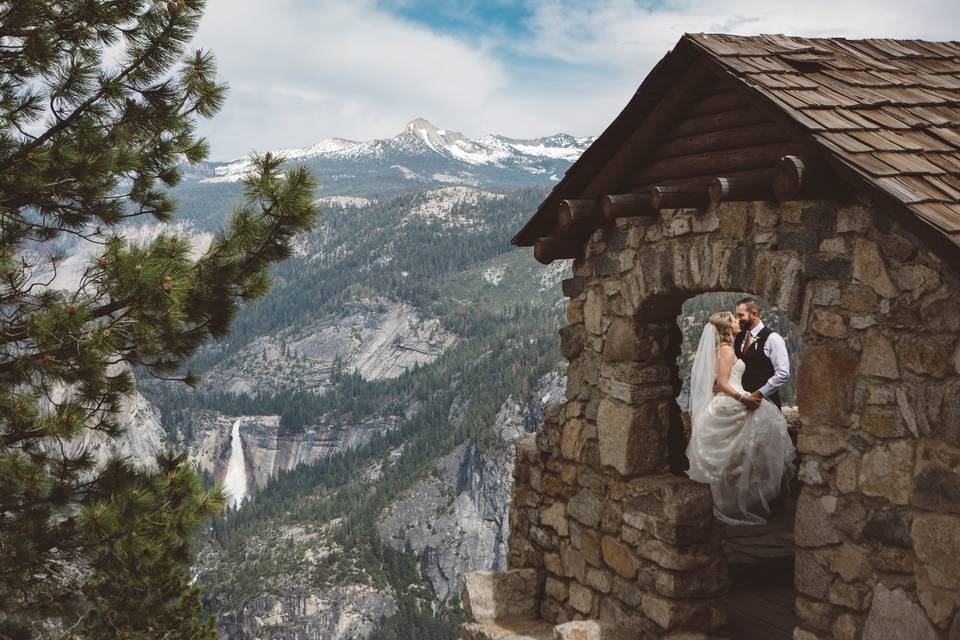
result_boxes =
[533,236,584,264]
[668,106,770,138]
[602,193,656,221]
[653,122,791,160]
[632,142,808,185]
[630,166,776,190]
[557,199,601,233]
[711,173,776,204]
[685,90,749,116]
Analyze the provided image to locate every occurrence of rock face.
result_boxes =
[216,584,397,640]
[50,363,166,472]
[203,298,457,396]
[378,371,565,602]
[185,410,401,492]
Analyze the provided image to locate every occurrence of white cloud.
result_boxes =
[190,0,959,160]
[192,0,510,159]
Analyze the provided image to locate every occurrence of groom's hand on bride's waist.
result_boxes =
[744,391,763,410]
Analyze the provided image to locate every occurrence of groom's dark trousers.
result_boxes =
[735,328,783,410]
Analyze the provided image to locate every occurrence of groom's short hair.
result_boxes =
[737,296,761,314]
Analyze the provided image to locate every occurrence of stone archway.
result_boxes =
[506,197,960,638]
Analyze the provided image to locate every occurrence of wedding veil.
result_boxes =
[689,322,719,423]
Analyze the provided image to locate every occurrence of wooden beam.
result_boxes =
[652,122,791,161]
[602,193,656,222]
[534,236,584,265]
[667,107,769,139]
[633,142,809,186]
[557,199,601,233]
[709,172,776,206]
[684,90,749,117]
[773,155,807,200]
[650,184,711,209]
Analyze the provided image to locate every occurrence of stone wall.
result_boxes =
[506,199,960,638]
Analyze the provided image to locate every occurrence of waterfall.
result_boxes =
[223,418,247,508]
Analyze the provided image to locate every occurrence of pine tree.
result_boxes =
[0,1,318,636]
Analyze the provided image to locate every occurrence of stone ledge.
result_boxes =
[461,619,644,640]
[462,620,555,640]
[464,569,540,624]
[554,620,641,639]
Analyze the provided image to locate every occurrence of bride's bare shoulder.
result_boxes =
[716,343,736,359]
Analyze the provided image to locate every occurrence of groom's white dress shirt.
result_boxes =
[746,321,790,398]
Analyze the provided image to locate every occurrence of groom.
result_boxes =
[734,297,790,411]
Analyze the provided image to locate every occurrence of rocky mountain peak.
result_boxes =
[403,117,466,147]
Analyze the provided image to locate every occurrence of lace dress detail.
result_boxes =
[685,359,796,525]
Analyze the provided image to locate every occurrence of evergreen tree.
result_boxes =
[0,1,318,636]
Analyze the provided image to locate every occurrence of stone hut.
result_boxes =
[461,34,960,640]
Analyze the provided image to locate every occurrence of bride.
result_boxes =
[685,312,796,526]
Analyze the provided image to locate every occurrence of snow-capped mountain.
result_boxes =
[194,118,594,191]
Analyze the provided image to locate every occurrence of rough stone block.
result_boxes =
[560,324,585,359]
[859,330,899,379]
[596,399,667,476]
[795,550,834,600]
[859,406,905,438]
[853,238,897,298]
[542,502,569,537]
[896,335,956,379]
[859,440,914,505]
[585,567,613,594]
[567,490,602,528]
[601,535,637,579]
[641,593,723,632]
[862,509,912,551]
[829,544,870,583]
[568,582,595,615]
[545,577,569,603]
[797,346,859,427]
[602,317,650,362]
[913,444,960,514]
[912,514,960,590]
[561,420,587,461]
[794,491,841,548]
[862,584,938,640]
[463,569,540,624]
[585,289,602,335]
[561,543,586,582]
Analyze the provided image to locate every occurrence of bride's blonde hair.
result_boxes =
[709,311,737,346]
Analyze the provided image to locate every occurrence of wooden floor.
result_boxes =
[718,497,798,639]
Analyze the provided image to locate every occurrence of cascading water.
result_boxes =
[223,418,247,508]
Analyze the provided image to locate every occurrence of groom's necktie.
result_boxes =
[743,332,754,352]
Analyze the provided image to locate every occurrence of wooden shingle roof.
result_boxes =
[514,33,960,254]
[691,33,960,244]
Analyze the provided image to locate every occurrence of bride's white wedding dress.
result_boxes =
[686,356,797,526]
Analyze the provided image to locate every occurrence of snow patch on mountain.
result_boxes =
[200,119,594,185]
[539,259,571,292]
[315,196,371,208]
[483,266,506,286]
[392,164,424,181]
[405,186,504,229]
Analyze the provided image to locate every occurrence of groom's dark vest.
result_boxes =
[735,326,782,409]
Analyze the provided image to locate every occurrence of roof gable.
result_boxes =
[514,33,960,256]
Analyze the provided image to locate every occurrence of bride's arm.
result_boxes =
[715,345,746,402]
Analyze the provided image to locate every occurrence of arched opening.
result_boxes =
[672,291,805,639]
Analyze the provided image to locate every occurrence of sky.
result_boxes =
[190,0,960,160]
